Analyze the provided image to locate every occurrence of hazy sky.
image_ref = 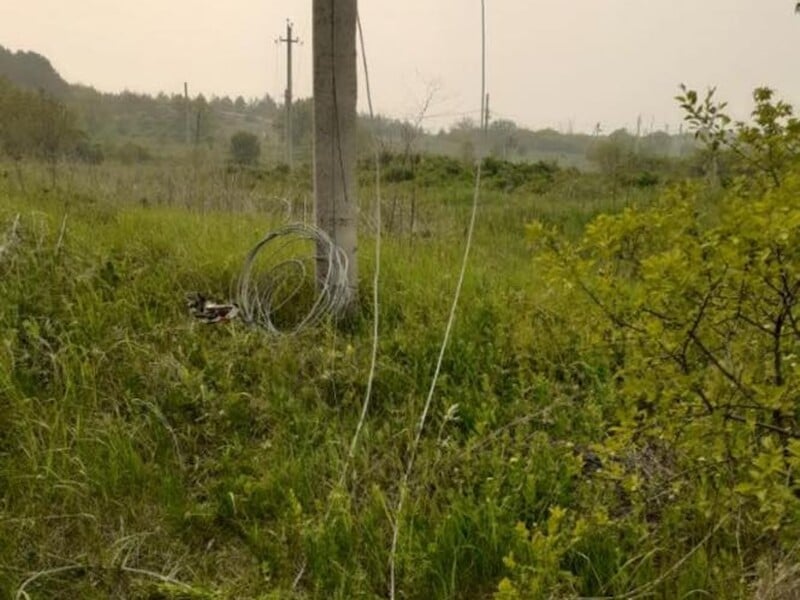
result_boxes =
[1,1,798,132]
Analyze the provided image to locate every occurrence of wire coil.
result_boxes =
[235,223,351,335]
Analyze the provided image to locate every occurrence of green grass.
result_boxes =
[0,161,762,599]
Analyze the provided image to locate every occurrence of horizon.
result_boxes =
[1,41,693,138]
[1,1,798,134]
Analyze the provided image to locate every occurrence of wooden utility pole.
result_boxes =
[313,0,358,302]
[183,82,191,145]
[279,20,301,168]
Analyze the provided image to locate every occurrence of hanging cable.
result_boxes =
[334,9,383,493]
[388,1,488,597]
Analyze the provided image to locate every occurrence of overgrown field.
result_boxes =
[1,156,799,599]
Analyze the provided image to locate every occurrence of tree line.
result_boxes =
[0,77,90,187]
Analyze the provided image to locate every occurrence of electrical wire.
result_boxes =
[333,9,383,493]
[387,1,487,597]
[235,223,351,335]
[282,12,383,588]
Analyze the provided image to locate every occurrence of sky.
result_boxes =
[1,0,798,133]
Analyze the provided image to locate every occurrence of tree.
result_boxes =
[0,79,29,159]
[229,131,261,166]
[33,92,80,186]
[510,94,800,594]
[0,78,32,189]
[193,94,212,146]
[272,97,313,164]
[0,78,80,187]
[489,119,520,160]
[677,85,800,189]
[586,129,636,195]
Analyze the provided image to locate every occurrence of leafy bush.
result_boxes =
[496,88,800,598]
[229,130,261,166]
[112,141,153,164]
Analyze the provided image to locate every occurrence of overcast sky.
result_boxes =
[1,1,798,132]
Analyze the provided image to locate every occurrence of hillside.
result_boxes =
[0,45,69,96]
[0,44,694,168]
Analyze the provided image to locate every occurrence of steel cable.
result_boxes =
[235,223,351,335]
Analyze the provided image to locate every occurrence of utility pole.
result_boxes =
[278,20,301,168]
[184,82,191,145]
[484,93,490,132]
[635,114,642,154]
[313,0,358,304]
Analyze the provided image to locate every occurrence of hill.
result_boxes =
[0,45,69,96]
[0,43,695,167]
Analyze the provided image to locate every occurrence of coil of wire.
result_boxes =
[235,223,351,335]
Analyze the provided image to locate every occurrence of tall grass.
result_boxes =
[0,160,735,600]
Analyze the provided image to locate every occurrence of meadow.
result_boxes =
[0,139,798,600]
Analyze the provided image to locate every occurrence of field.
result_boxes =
[1,150,799,600]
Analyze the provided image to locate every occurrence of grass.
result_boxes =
[0,159,753,599]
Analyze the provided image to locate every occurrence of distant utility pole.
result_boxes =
[184,82,191,145]
[635,114,642,154]
[313,0,358,303]
[484,93,491,131]
[278,20,301,168]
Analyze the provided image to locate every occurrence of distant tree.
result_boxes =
[640,131,673,156]
[0,78,81,187]
[272,98,313,164]
[452,117,477,133]
[254,94,278,115]
[0,79,29,159]
[586,129,635,184]
[216,96,234,111]
[0,78,32,188]
[489,119,520,160]
[229,130,261,166]
[73,139,104,165]
[114,141,152,165]
[33,92,80,185]
[460,139,476,165]
[193,94,213,146]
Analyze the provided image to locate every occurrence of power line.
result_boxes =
[388,1,488,597]
[418,108,483,122]
[333,7,383,502]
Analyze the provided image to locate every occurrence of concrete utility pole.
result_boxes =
[484,93,490,132]
[313,0,358,302]
[635,114,642,154]
[183,82,191,145]
[279,20,301,168]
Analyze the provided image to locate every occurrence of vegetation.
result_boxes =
[0,45,69,96]
[0,45,695,170]
[229,131,262,167]
[0,77,84,186]
[1,39,799,599]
